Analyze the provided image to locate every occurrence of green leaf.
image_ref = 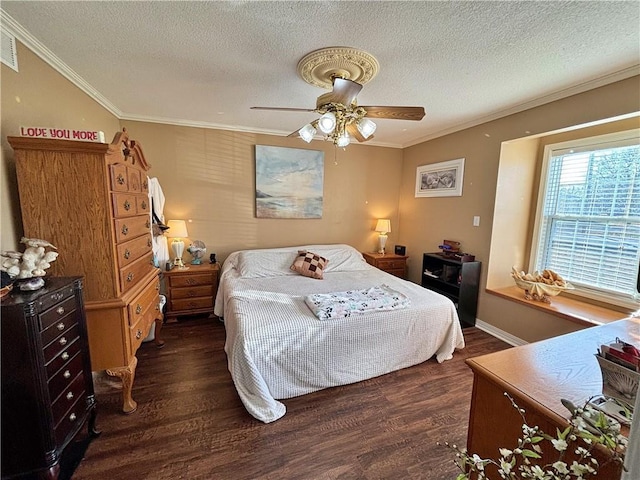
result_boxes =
[455,474,469,480]
[530,436,544,443]
[521,449,542,459]
[557,426,572,440]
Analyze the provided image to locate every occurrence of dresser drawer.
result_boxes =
[386,269,407,278]
[39,296,77,331]
[45,337,81,379]
[136,195,149,215]
[114,215,151,244]
[51,371,85,425]
[48,352,83,403]
[54,395,85,445]
[127,167,142,193]
[170,296,213,312]
[112,192,139,218]
[128,277,160,327]
[129,311,155,356]
[169,273,213,288]
[116,234,152,268]
[41,309,78,348]
[118,253,155,294]
[43,324,79,364]
[171,285,213,300]
[110,163,129,192]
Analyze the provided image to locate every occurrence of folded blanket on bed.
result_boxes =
[305,284,411,320]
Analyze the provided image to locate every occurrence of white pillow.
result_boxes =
[236,249,298,278]
[234,244,368,278]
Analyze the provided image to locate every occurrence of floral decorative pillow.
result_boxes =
[290,250,329,279]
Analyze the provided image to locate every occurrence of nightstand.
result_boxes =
[163,263,220,321]
[362,252,409,279]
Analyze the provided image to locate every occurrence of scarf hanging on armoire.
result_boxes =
[148,177,170,268]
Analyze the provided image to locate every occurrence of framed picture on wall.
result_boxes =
[255,145,324,218]
[415,158,465,197]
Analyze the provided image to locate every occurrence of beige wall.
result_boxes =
[1,42,121,251]
[120,120,402,261]
[400,77,640,342]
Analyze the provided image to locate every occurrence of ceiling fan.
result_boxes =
[251,47,426,148]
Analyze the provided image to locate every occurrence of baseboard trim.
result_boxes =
[474,318,528,347]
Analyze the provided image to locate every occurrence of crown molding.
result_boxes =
[1,9,122,118]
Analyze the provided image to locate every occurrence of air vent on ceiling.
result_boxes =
[1,30,18,72]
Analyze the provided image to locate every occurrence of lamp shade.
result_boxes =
[167,219,189,238]
[357,117,377,139]
[375,219,391,234]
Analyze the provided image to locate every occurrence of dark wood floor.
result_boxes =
[72,317,510,480]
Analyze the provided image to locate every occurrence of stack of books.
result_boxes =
[596,338,640,406]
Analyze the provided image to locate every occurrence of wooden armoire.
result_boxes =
[8,129,163,413]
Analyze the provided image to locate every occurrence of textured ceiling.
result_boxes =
[2,1,639,148]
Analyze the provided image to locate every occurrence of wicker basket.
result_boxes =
[596,354,639,404]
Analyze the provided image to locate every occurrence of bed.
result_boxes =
[213,244,465,423]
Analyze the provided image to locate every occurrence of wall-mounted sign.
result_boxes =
[19,126,105,143]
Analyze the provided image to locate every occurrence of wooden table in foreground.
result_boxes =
[466,317,639,478]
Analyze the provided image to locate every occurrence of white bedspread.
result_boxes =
[215,245,465,423]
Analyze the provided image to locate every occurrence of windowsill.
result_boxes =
[487,286,634,327]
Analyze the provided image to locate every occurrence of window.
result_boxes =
[532,130,640,308]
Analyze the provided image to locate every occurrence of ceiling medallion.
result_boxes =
[297,47,380,90]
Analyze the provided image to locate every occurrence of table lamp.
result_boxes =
[375,219,391,254]
[167,219,189,269]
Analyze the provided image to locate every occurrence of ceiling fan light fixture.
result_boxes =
[357,117,377,139]
[336,133,350,148]
[298,123,316,143]
[318,112,337,134]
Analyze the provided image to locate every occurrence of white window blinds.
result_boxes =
[534,131,640,303]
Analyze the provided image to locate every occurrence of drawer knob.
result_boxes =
[145,219,151,229]
[122,225,129,236]
[56,306,65,315]
[127,272,134,282]
[69,412,77,422]
[143,180,148,189]
[136,330,142,339]
[187,279,196,285]
[63,369,71,379]
[147,239,152,248]
[59,337,68,346]
[141,200,147,210]
[61,351,70,361]
[124,249,131,259]
[57,322,65,331]
[124,200,131,211]
[51,292,64,301]
[66,391,74,401]
[117,173,125,185]
[136,304,143,314]
[155,283,160,291]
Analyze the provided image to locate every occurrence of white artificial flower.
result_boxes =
[551,438,568,452]
[552,461,569,474]
[499,448,513,457]
[499,458,512,475]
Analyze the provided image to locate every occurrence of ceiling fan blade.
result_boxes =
[360,106,426,121]
[316,78,363,108]
[346,123,372,143]
[251,106,315,112]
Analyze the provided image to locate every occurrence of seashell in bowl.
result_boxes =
[511,267,573,303]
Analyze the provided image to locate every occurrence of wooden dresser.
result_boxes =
[1,277,99,480]
[163,263,220,321]
[362,252,408,279]
[9,130,163,413]
[466,318,639,479]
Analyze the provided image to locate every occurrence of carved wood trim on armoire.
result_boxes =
[8,128,163,414]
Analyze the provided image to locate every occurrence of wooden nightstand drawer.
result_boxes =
[163,263,220,320]
[361,252,408,280]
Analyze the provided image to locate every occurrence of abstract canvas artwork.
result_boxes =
[255,145,324,218]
